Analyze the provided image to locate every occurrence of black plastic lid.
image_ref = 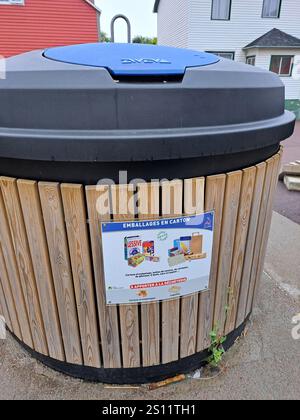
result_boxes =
[0,43,295,182]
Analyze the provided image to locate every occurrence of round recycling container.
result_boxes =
[0,43,295,384]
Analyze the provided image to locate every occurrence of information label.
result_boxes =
[101,212,214,305]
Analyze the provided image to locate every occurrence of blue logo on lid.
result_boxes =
[121,58,172,65]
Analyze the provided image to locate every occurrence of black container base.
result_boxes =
[9,316,249,385]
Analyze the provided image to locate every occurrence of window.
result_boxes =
[246,56,256,66]
[262,0,281,18]
[0,0,24,4]
[207,51,235,60]
[270,55,294,76]
[211,0,232,20]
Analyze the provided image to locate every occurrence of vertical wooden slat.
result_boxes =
[39,182,83,365]
[196,291,211,351]
[86,185,122,368]
[0,246,14,333]
[0,177,47,354]
[236,162,266,327]
[213,171,242,334]
[0,289,3,317]
[111,184,140,368]
[197,174,226,351]
[161,179,182,364]
[249,151,282,314]
[245,157,276,317]
[225,166,256,335]
[0,283,12,333]
[180,178,204,358]
[180,293,199,358]
[17,180,65,361]
[0,186,32,345]
[61,184,101,368]
[119,304,140,368]
[0,268,13,332]
[137,182,160,366]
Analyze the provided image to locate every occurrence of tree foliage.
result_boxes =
[133,36,157,45]
[100,32,111,43]
[100,32,157,45]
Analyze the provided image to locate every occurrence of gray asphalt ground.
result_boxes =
[274,121,300,224]
[0,211,299,400]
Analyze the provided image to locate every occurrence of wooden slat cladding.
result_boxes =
[17,180,64,360]
[61,184,101,368]
[198,174,226,351]
[249,151,282,314]
[137,182,160,367]
[180,178,204,358]
[214,171,242,334]
[0,271,12,333]
[86,185,122,368]
[161,180,182,364]
[0,184,32,346]
[111,184,141,368]
[0,177,48,354]
[235,162,266,327]
[245,157,277,317]
[0,244,16,334]
[225,166,256,335]
[39,182,83,365]
[0,151,281,370]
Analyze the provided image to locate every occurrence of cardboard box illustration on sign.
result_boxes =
[190,233,203,254]
[168,232,207,267]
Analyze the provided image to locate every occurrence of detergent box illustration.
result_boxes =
[143,240,155,256]
[124,236,142,260]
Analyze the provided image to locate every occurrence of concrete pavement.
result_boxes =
[0,211,299,400]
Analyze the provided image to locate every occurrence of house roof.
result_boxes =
[153,0,160,13]
[244,28,300,50]
[84,0,102,14]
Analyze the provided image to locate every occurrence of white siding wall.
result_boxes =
[157,0,189,48]
[156,0,300,99]
[188,0,300,63]
[247,48,300,99]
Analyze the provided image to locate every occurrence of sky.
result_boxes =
[95,0,157,41]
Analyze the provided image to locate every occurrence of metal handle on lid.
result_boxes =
[110,14,132,44]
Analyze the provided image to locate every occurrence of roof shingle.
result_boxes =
[244,28,300,49]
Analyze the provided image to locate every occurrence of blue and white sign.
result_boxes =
[101,212,214,305]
